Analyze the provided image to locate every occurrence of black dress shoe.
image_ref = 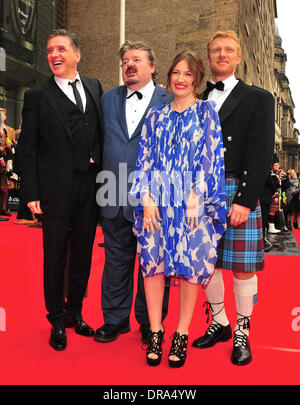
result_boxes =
[94,323,130,342]
[0,216,9,221]
[231,333,252,365]
[139,324,151,345]
[192,322,232,348]
[65,315,95,336]
[49,326,67,351]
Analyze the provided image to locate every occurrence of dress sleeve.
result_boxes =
[194,101,227,244]
[128,108,157,209]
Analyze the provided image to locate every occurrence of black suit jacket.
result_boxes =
[20,75,104,216]
[203,79,275,210]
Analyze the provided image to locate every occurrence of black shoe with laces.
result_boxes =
[231,333,252,365]
[192,322,232,348]
[231,315,252,365]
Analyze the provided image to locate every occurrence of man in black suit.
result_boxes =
[20,29,104,350]
[192,31,274,365]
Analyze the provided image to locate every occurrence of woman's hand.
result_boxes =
[27,200,43,215]
[187,188,199,232]
[142,192,161,234]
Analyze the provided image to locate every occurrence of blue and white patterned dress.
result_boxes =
[129,100,226,285]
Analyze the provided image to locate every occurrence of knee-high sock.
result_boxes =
[203,269,229,326]
[233,275,257,338]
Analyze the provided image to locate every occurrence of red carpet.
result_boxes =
[0,214,300,386]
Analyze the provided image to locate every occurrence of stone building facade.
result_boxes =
[274,30,300,172]
[66,0,299,171]
[0,0,66,128]
[1,0,299,171]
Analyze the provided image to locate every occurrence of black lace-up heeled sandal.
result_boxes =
[146,329,164,366]
[168,332,188,368]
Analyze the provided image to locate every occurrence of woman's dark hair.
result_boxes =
[166,51,205,94]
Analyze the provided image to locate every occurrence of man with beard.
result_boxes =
[95,41,171,344]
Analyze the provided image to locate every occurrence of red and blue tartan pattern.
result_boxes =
[216,178,264,272]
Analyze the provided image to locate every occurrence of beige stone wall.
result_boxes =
[66,0,120,91]
[238,0,276,93]
[66,0,241,92]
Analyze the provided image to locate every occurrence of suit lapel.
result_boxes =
[115,85,129,138]
[44,77,73,142]
[81,76,103,122]
[218,79,245,124]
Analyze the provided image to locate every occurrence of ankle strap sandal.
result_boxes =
[168,332,188,368]
[146,329,164,366]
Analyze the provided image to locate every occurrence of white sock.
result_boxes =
[233,275,258,339]
[203,269,229,326]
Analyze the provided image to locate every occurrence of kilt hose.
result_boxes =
[216,178,264,272]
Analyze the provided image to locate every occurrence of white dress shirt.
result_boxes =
[54,72,87,112]
[126,80,155,138]
[207,75,238,112]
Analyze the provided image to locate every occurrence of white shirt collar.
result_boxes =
[126,80,155,99]
[211,74,238,91]
[54,72,81,88]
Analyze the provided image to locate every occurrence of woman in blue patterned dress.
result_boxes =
[129,51,226,368]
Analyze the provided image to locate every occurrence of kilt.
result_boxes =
[216,178,264,272]
[269,197,279,216]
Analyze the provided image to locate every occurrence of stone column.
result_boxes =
[15,86,30,128]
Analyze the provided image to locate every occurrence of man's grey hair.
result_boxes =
[119,40,157,80]
[47,29,80,50]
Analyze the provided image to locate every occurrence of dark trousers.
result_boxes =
[101,208,170,326]
[16,180,33,220]
[261,203,271,238]
[42,167,99,327]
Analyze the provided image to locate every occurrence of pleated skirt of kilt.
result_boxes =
[216,178,264,272]
[269,198,279,216]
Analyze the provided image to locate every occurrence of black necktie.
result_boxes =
[206,81,225,92]
[68,79,84,113]
[126,91,143,100]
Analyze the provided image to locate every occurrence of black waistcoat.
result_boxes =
[58,86,101,170]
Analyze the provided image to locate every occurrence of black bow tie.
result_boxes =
[206,81,225,92]
[127,91,143,100]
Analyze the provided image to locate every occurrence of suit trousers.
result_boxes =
[42,166,99,326]
[101,208,170,326]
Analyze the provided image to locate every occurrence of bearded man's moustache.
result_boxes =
[126,67,137,74]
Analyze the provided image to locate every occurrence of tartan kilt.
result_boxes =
[269,197,279,216]
[216,178,264,272]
